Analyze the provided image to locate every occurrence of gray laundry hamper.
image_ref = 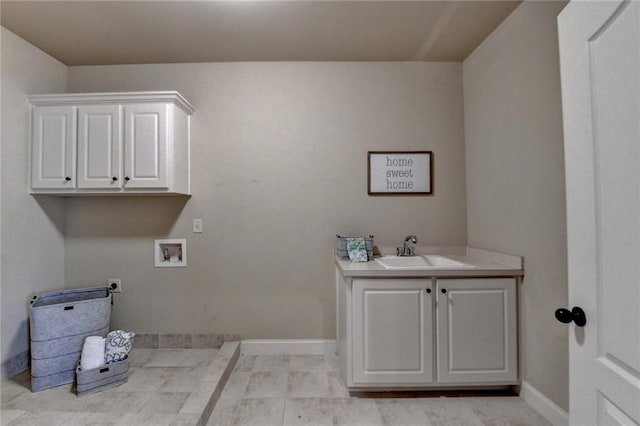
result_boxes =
[29,286,111,392]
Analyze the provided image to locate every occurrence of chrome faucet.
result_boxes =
[397,235,418,256]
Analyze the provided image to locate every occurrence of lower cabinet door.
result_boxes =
[436,278,518,384]
[352,278,434,384]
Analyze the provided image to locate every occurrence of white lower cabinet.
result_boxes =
[436,278,517,384]
[352,279,434,384]
[346,276,518,389]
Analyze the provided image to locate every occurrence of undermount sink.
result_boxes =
[375,255,476,269]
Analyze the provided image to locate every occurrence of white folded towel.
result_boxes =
[80,336,106,371]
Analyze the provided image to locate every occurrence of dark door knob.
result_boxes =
[112,177,118,181]
[555,307,586,327]
[65,177,71,181]
[441,288,447,294]
[124,176,130,181]
[426,288,431,294]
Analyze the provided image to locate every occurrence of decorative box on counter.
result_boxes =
[29,286,111,392]
[76,359,129,397]
[335,234,374,260]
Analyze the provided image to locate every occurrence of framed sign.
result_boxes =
[368,151,433,195]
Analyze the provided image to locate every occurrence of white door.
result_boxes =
[352,278,434,384]
[558,2,640,425]
[31,105,76,189]
[77,105,122,189]
[123,104,168,189]
[436,278,517,384]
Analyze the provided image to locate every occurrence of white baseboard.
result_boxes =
[519,381,569,426]
[240,339,337,356]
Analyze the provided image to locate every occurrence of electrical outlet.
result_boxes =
[193,218,203,233]
[108,279,122,293]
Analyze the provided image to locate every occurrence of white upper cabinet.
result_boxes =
[31,105,77,190]
[77,104,122,189]
[123,104,168,190]
[29,92,195,195]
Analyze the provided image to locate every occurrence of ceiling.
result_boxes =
[0,1,522,66]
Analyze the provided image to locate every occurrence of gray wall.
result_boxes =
[65,62,467,338]
[463,2,568,411]
[1,28,68,369]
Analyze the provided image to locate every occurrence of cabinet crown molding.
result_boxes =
[28,91,195,115]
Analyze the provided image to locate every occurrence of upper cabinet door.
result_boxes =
[77,105,122,189]
[31,105,76,189]
[123,104,168,190]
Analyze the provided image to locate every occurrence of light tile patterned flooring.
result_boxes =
[1,348,553,426]
[1,345,236,425]
[207,353,553,426]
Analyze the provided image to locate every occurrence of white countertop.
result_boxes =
[335,247,524,278]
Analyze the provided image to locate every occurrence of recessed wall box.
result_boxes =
[154,239,187,267]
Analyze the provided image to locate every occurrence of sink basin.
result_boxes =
[422,255,476,269]
[375,256,430,268]
[375,255,475,269]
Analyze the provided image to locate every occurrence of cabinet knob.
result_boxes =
[441,288,447,294]
[124,177,130,181]
[426,288,431,294]
[65,177,71,181]
[112,177,118,181]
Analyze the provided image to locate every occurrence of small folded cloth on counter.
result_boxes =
[346,237,368,262]
[80,336,106,371]
[105,330,136,364]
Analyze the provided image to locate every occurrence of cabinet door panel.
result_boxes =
[436,278,517,384]
[31,106,76,189]
[77,105,122,189]
[353,279,433,384]
[123,104,168,189]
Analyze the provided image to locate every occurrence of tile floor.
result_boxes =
[207,353,553,426]
[1,343,238,425]
[1,347,553,426]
